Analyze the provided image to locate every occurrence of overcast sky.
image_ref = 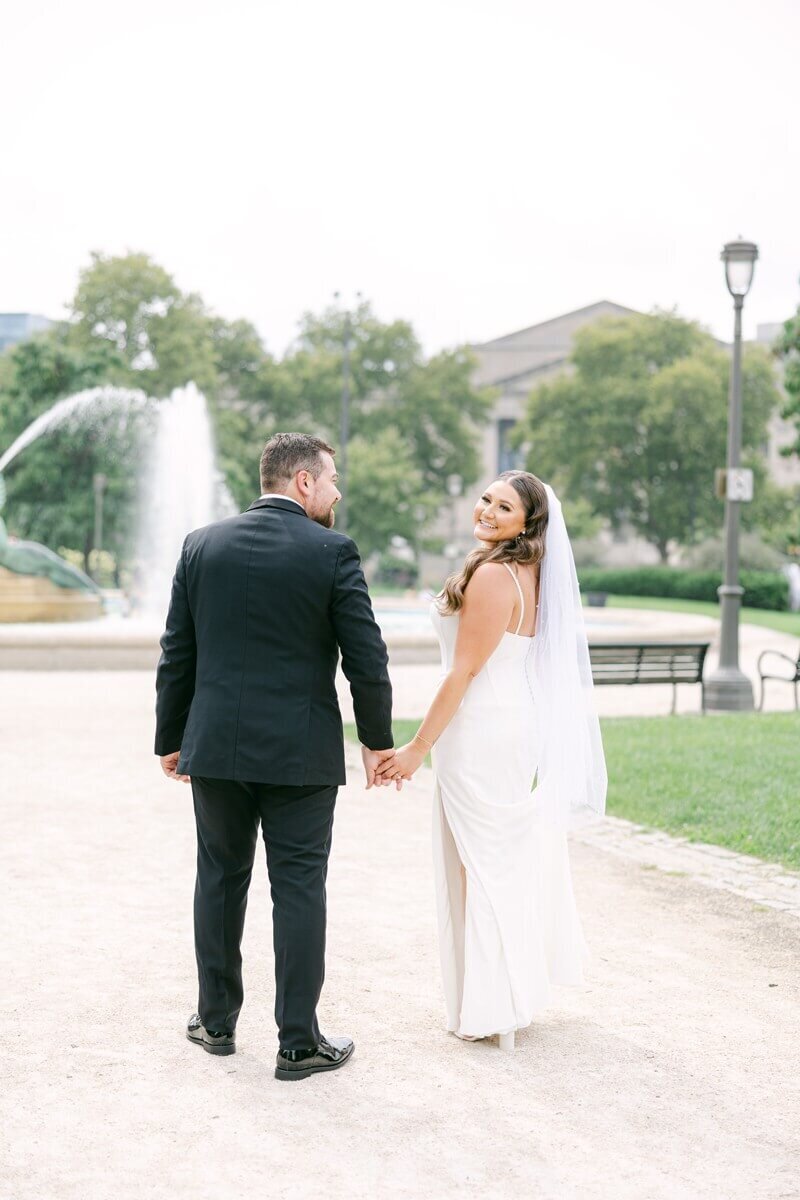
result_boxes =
[1,0,797,356]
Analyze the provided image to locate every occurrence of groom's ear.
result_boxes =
[295,469,312,497]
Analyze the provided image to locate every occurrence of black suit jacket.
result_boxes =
[154,497,393,785]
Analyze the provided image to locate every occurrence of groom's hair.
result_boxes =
[260,432,335,491]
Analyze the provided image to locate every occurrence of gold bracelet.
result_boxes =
[414,731,434,749]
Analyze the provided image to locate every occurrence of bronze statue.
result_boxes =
[0,476,100,594]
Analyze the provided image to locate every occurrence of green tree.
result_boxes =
[1,256,491,575]
[748,477,800,558]
[777,295,800,457]
[515,312,779,561]
[69,251,271,401]
[0,253,284,571]
[66,251,296,515]
[345,430,437,559]
[210,348,306,511]
[0,327,153,578]
[277,301,491,541]
[70,251,180,386]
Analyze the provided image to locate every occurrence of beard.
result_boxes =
[310,504,335,529]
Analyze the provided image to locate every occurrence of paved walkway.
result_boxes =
[573,815,800,918]
[2,671,800,1199]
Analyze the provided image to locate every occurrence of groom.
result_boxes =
[155,432,396,1081]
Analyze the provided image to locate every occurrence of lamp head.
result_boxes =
[721,238,758,299]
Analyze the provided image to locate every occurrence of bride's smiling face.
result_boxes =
[473,479,527,544]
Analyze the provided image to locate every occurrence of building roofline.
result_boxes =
[471,300,641,349]
[483,356,570,388]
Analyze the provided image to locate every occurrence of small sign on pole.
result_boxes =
[714,468,754,502]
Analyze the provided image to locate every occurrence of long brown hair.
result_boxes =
[437,471,549,614]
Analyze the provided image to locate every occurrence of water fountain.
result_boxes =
[135,383,236,617]
[0,385,150,476]
[0,382,235,662]
[0,387,150,624]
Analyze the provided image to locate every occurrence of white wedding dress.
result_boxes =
[430,564,589,1039]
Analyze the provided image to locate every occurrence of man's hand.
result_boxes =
[361,746,401,790]
[375,741,425,784]
[160,751,190,783]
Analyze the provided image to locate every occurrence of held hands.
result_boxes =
[374,739,427,785]
[160,751,190,783]
[362,746,404,790]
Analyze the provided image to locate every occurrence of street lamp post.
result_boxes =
[338,309,352,536]
[333,292,361,536]
[705,238,759,713]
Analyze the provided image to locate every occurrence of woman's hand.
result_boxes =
[376,741,427,783]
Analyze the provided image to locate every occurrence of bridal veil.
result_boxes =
[531,484,607,829]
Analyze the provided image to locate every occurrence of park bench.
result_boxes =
[589,642,710,714]
[757,647,800,711]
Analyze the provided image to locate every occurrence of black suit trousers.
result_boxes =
[190,776,337,1050]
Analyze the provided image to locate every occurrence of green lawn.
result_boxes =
[600,713,800,869]
[601,594,800,639]
[345,714,800,870]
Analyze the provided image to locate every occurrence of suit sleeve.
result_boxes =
[330,538,393,750]
[154,541,197,755]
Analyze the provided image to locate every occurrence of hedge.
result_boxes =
[577,566,788,612]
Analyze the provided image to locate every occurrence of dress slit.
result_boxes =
[434,777,529,1036]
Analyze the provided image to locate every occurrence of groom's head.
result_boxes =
[260,433,340,528]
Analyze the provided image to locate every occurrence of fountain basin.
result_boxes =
[0,617,158,669]
[374,603,719,663]
[0,567,103,624]
[0,605,720,670]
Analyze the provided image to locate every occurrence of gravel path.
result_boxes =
[2,671,799,1199]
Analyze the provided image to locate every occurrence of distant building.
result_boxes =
[0,313,53,352]
[430,302,637,573]
[420,301,799,584]
[470,299,637,487]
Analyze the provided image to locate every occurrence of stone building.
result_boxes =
[421,301,635,582]
[419,301,799,586]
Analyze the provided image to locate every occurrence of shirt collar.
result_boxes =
[258,493,306,511]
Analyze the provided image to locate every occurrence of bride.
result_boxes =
[379,470,607,1048]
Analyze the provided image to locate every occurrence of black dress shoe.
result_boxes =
[186,1013,236,1056]
[275,1035,354,1081]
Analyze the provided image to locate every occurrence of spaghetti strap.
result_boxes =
[503,563,525,635]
